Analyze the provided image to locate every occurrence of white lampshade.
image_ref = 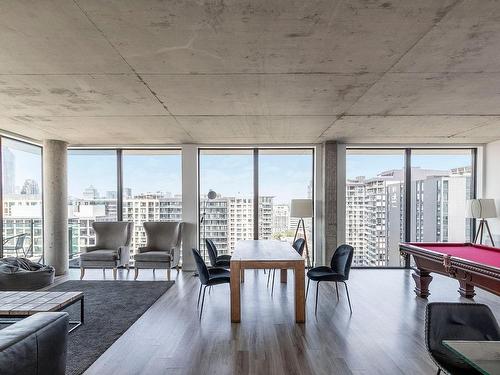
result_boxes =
[466,199,497,219]
[290,199,313,218]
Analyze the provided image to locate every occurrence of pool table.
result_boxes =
[399,242,500,298]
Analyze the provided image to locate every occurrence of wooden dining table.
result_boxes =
[230,240,306,323]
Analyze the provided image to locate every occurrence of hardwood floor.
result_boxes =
[61,268,500,375]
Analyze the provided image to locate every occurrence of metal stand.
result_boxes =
[293,218,311,268]
[474,219,495,246]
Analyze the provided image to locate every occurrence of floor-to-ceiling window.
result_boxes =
[345,147,476,268]
[122,150,182,250]
[346,149,406,267]
[410,149,474,243]
[67,150,117,265]
[1,138,43,260]
[199,149,254,258]
[198,148,315,262]
[258,149,314,263]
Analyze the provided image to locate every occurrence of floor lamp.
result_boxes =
[466,199,497,246]
[194,189,217,277]
[290,199,313,268]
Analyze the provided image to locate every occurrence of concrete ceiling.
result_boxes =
[0,0,499,145]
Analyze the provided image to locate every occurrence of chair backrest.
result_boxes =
[192,248,209,285]
[92,222,133,249]
[15,234,26,249]
[292,238,306,256]
[425,303,500,373]
[330,244,354,279]
[205,239,218,267]
[143,222,183,251]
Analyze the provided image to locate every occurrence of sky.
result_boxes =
[67,152,313,204]
[346,153,472,180]
[2,143,472,203]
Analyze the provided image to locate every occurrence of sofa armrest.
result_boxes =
[0,312,69,375]
[83,246,99,253]
[118,246,130,264]
[137,246,150,254]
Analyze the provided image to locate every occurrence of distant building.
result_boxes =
[2,147,15,195]
[83,185,99,200]
[20,179,40,195]
[346,167,472,267]
[272,204,290,234]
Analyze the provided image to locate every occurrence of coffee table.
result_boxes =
[0,291,84,332]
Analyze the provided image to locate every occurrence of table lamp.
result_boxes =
[290,199,313,268]
[466,199,497,246]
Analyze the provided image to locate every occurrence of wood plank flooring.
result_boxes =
[58,268,500,375]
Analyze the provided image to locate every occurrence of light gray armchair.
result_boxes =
[134,222,183,281]
[79,221,133,280]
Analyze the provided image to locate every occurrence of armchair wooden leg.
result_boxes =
[80,267,85,280]
[134,267,139,280]
[167,268,171,281]
[306,278,310,301]
[113,267,117,280]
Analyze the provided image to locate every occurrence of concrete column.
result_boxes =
[43,140,68,275]
[181,144,198,271]
[323,141,345,263]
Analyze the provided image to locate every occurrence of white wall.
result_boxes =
[484,140,500,244]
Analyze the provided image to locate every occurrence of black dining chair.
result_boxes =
[206,239,231,268]
[267,238,307,294]
[306,244,354,314]
[425,302,500,375]
[192,248,230,319]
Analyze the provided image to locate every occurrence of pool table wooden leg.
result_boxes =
[458,280,475,299]
[412,268,433,298]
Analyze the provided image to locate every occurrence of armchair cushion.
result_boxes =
[79,249,118,262]
[134,251,171,263]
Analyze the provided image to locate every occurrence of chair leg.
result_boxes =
[343,282,352,314]
[271,269,276,296]
[167,268,171,281]
[306,278,310,301]
[153,269,156,276]
[267,268,271,287]
[197,284,202,308]
[113,267,117,280]
[80,267,85,280]
[125,264,130,271]
[199,286,207,320]
[315,281,320,315]
[134,267,139,280]
[335,282,339,301]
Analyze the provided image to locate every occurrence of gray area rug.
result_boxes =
[50,280,174,375]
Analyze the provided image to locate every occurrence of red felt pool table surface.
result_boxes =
[408,243,500,268]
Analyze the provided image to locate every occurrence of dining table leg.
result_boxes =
[294,262,306,323]
[280,269,287,283]
[231,261,241,323]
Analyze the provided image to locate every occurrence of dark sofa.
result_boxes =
[0,312,69,375]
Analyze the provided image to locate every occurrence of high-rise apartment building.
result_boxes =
[346,167,471,267]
